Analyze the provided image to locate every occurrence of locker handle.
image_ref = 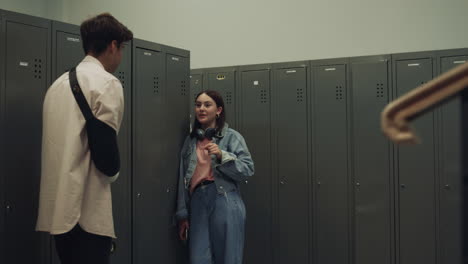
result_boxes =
[137,193,142,198]
[280,180,285,185]
[110,240,116,254]
[400,184,406,189]
[5,204,12,213]
[444,184,451,190]
[356,182,361,187]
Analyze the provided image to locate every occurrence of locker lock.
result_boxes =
[166,188,170,193]
[444,184,451,190]
[244,180,248,184]
[280,181,285,185]
[137,193,142,198]
[5,204,12,213]
[356,182,361,187]
[110,240,116,254]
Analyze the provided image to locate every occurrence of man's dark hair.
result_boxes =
[190,90,226,138]
[80,13,133,56]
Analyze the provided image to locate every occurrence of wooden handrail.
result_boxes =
[381,62,468,144]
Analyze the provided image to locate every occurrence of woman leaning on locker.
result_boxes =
[175,90,254,264]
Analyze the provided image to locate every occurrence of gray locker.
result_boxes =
[163,46,190,264]
[273,63,310,264]
[1,10,51,264]
[190,69,204,124]
[436,50,467,264]
[463,87,468,264]
[393,53,436,264]
[51,21,83,79]
[350,56,393,264]
[0,9,5,263]
[204,67,237,128]
[312,61,350,264]
[132,40,167,264]
[111,41,133,264]
[238,65,273,264]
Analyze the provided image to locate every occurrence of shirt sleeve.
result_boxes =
[93,78,124,132]
[213,133,255,182]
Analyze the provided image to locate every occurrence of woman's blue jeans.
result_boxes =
[189,183,246,264]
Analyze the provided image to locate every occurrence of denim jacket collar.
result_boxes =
[215,123,229,139]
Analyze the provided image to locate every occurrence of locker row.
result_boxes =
[0,9,190,264]
[191,49,468,264]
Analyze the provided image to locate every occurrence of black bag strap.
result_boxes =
[69,67,94,121]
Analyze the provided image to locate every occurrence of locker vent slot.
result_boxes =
[118,71,125,89]
[297,88,304,102]
[34,58,43,79]
[181,80,187,96]
[376,83,384,98]
[226,91,233,104]
[260,89,268,104]
[153,76,160,94]
[335,85,344,100]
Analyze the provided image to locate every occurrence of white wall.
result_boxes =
[3,0,468,68]
[0,0,64,20]
[1,0,49,18]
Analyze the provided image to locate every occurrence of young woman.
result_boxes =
[175,90,254,264]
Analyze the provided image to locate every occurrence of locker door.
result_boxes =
[239,69,273,264]
[395,58,436,264]
[438,55,467,264]
[0,10,5,264]
[190,73,203,123]
[351,59,392,264]
[111,42,132,264]
[133,47,166,264]
[52,22,83,79]
[3,15,50,264]
[313,64,349,264]
[274,67,309,264]
[164,53,190,264]
[207,71,236,128]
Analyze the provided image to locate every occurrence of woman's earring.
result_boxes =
[216,114,220,119]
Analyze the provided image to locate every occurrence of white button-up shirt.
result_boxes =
[36,56,124,238]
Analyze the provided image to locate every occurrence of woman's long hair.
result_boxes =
[190,90,226,138]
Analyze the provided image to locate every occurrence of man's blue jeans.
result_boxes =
[189,183,246,264]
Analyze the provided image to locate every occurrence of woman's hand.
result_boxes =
[205,143,222,160]
[179,219,189,241]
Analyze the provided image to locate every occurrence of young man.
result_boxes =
[36,13,133,264]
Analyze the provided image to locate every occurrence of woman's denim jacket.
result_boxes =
[175,124,254,221]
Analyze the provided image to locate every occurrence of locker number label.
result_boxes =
[67,37,80,42]
[144,52,152,56]
[19,61,29,67]
[172,57,180,61]
[253,81,259,85]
